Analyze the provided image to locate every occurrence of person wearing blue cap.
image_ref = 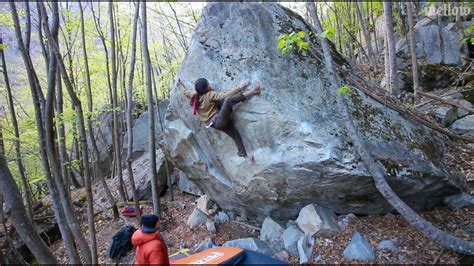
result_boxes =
[131,214,169,265]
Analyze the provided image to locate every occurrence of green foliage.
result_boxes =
[319,26,335,39]
[337,85,351,95]
[0,44,7,50]
[278,31,310,55]
[462,24,474,45]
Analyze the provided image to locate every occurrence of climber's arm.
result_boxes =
[175,78,195,99]
[210,79,249,101]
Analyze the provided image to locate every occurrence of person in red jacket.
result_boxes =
[132,214,169,265]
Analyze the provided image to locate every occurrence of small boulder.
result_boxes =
[224,238,273,256]
[283,224,304,256]
[196,195,212,215]
[338,213,357,230]
[260,217,284,242]
[431,106,458,127]
[274,250,289,262]
[296,204,339,237]
[378,239,398,253]
[178,171,203,196]
[454,99,473,118]
[193,237,215,253]
[297,235,314,264]
[206,220,217,233]
[227,211,236,221]
[443,193,474,209]
[449,115,474,136]
[216,212,230,222]
[343,231,375,261]
[186,208,208,229]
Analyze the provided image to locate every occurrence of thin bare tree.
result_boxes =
[38,2,98,262]
[79,1,120,219]
[109,1,128,202]
[141,0,161,215]
[126,1,142,219]
[0,35,34,222]
[406,2,420,103]
[383,2,399,95]
[355,2,377,72]
[0,108,57,264]
[10,2,83,262]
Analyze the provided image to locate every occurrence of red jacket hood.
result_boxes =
[131,229,162,246]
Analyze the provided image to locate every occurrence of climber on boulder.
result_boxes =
[175,77,261,163]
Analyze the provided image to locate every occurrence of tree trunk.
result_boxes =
[38,2,97,263]
[0,119,57,264]
[109,1,128,202]
[0,35,34,222]
[406,2,420,103]
[11,2,82,263]
[383,2,399,95]
[126,1,142,219]
[141,0,161,215]
[152,67,173,201]
[307,1,474,255]
[355,2,377,72]
[79,1,119,219]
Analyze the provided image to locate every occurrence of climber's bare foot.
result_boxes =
[251,81,262,95]
[245,154,254,164]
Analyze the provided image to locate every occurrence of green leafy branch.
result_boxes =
[277,31,309,55]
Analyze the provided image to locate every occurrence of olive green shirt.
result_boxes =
[178,83,241,124]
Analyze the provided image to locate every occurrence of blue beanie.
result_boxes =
[141,214,159,233]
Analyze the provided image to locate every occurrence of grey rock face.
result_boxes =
[123,100,169,160]
[186,208,208,229]
[260,217,284,242]
[343,231,375,261]
[449,115,474,136]
[177,171,203,196]
[88,112,118,177]
[119,150,168,200]
[396,21,472,65]
[162,3,458,221]
[443,192,474,209]
[296,204,339,237]
[283,224,304,256]
[224,238,273,256]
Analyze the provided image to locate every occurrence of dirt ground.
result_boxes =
[45,183,474,264]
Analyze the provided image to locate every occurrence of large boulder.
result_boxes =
[162,3,458,221]
[123,100,169,160]
[88,111,118,177]
[119,149,169,200]
[396,21,473,66]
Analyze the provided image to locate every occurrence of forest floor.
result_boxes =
[44,183,473,264]
[44,64,474,264]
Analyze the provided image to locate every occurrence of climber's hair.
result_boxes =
[194,78,209,95]
[190,78,209,108]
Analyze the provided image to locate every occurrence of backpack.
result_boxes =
[108,226,137,259]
